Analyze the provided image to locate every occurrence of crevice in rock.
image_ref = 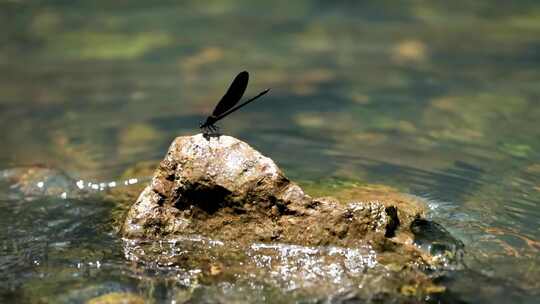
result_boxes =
[175,183,232,214]
[384,206,400,238]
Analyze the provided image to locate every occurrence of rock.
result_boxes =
[0,165,82,199]
[121,135,424,251]
[119,134,465,301]
[410,218,465,267]
[1,162,153,203]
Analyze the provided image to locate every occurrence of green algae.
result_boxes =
[86,292,146,304]
[499,143,533,158]
[504,9,540,31]
[422,93,528,143]
[50,31,172,60]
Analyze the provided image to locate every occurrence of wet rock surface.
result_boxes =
[121,135,424,250]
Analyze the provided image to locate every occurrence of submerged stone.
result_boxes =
[0,165,82,199]
[410,218,465,267]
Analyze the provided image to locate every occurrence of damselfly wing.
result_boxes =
[200,71,269,134]
[212,71,248,117]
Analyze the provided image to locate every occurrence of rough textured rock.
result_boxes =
[121,135,423,250]
[117,134,464,301]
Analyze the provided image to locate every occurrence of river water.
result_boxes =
[1,1,539,303]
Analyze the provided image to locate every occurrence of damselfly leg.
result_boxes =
[201,123,220,136]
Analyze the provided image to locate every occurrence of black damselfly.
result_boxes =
[200,71,269,134]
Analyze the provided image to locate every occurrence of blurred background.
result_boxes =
[1,1,539,303]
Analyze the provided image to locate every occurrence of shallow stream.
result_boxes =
[1,1,539,303]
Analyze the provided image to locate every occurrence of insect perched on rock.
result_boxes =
[200,71,269,135]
